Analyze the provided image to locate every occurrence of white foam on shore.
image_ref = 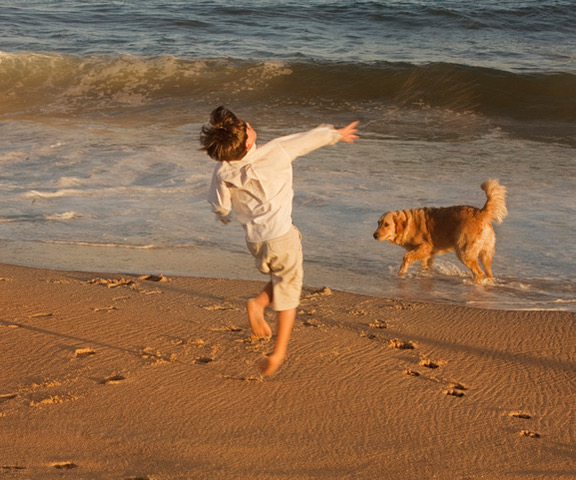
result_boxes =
[0,110,574,312]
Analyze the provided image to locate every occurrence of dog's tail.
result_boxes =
[480,179,507,224]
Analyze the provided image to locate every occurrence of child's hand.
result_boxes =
[337,121,359,144]
[216,213,232,224]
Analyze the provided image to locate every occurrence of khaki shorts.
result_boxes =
[246,226,303,311]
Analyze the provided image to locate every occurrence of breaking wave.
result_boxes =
[1,52,574,123]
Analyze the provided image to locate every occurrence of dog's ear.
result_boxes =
[394,211,408,234]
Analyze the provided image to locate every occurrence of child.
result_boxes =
[201,106,359,376]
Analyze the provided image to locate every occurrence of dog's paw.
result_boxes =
[397,267,408,277]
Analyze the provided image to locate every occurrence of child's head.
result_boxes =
[200,106,248,161]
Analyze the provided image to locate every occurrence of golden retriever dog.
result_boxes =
[373,179,507,283]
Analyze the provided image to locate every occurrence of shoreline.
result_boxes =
[2,239,574,314]
[1,263,575,479]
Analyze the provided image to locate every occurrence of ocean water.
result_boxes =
[0,0,574,311]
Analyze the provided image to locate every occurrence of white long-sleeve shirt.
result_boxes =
[207,124,341,243]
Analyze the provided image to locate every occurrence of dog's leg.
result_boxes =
[422,254,435,271]
[479,229,496,282]
[399,246,433,276]
[480,249,494,282]
[459,255,485,283]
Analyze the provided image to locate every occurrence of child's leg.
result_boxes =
[258,307,296,377]
[247,281,273,338]
[247,226,302,376]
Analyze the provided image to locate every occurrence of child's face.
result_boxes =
[246,122,257,148]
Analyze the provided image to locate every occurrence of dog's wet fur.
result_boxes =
[374,180,507,283]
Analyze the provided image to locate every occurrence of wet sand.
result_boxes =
[1,263,575,479]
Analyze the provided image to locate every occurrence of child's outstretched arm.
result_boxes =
[278,122,360,159]
[337,121,359,144]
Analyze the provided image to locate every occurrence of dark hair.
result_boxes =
[200,106,248,161]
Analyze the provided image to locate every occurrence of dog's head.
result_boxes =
[373,210,407,243]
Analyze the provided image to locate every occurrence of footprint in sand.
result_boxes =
[195,356,214,364]
[139,347,176,365]
[419,358,441,369]
[369,320,388,329]
[304,286,333,299]
[220,374,263,382]
[510,411,532,419]
[211,324,243,332]
[74,347,96,358]
[444,388,465,397]
[28,312,54,319]
[510,412,538,437]
[448,381,467,391]
[0,393,17,403]
[93,306,118,313]
[99,375,126,385]
[389,338,416,350]
[403,366,467,398]
[203,304,238,312]
[520,430,541,438]
[139,274,168,282]
[52,462,78,470]
[88,277,135,288]
[303,318,325,328]
[29,395,79,407]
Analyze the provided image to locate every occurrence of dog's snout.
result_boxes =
[373,231,379,240]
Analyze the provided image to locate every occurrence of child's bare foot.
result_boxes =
[247,298,272,338]
[257,354,284,377]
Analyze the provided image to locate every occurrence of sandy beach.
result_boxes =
[1,263,575,479]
